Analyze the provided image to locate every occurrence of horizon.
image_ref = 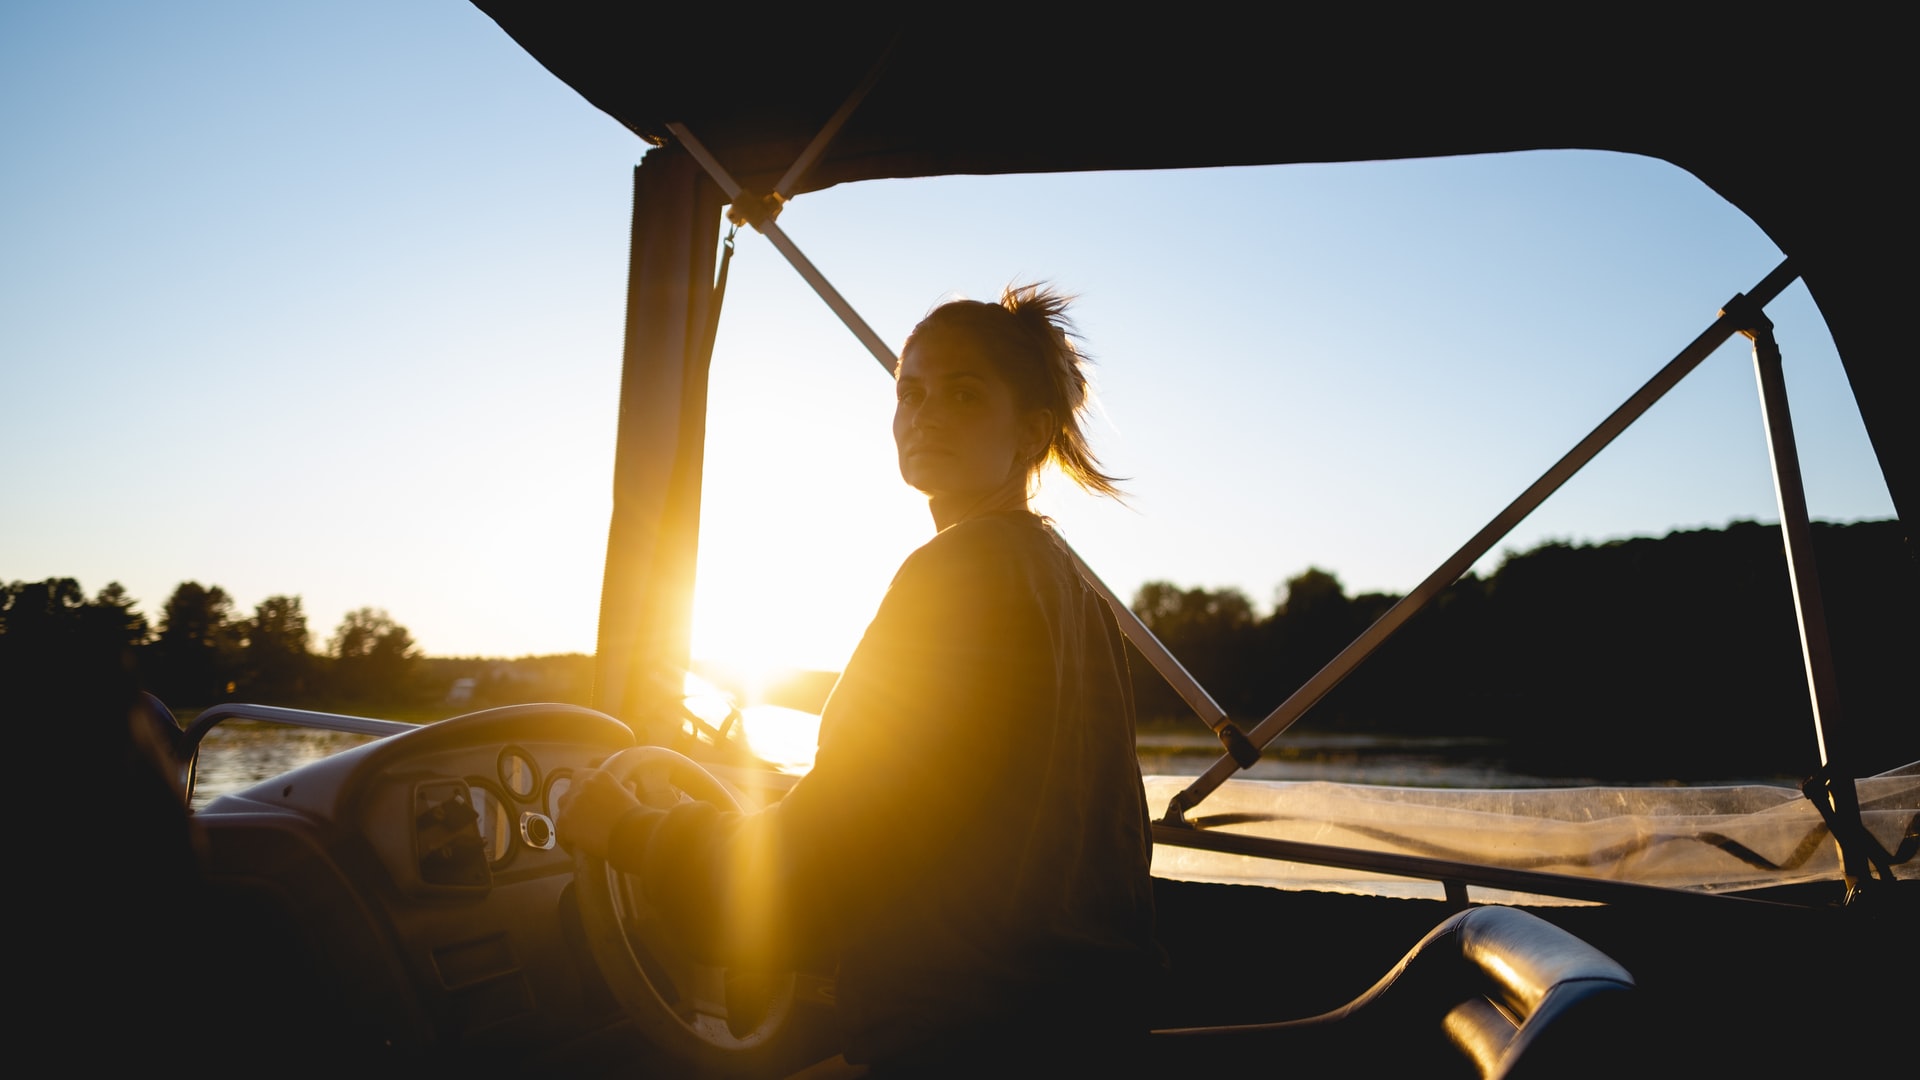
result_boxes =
[26,513,1894,672]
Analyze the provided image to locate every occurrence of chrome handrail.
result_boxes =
[176,702,414,805]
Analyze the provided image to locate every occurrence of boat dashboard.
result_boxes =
[189,703,823,1074]
[165,701,1911,1078]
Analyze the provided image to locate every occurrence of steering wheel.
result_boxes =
[570,745,799,1073]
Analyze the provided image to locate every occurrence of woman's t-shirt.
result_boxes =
[613,510,1159,1068]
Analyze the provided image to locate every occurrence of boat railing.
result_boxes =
[167,700,414,804]
[1149,822,1808,912]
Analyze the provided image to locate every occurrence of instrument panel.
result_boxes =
[464,745,565,867]
[230,706,639,901]
[198,704,787,906]
[393,741,592,895]
[189,705,662,1060]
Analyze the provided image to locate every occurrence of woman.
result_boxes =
[559,283,1160,1076]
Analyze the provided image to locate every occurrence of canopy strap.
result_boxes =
[703,223,737,364]
[1799,768,1908,897]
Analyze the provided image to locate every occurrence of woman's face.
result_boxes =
[893,333,1047,505]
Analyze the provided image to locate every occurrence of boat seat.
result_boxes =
[1148,904,1638,1080]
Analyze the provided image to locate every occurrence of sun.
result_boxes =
[689,446,934,681]
[680,669,822,773]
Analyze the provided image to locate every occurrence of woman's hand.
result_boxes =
[555,766,646,860]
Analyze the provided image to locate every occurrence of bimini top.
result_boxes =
[471,5,1911,529]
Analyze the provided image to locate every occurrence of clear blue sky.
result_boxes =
[2,1,1895,675]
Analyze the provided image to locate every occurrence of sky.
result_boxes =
[1,2,1896,680]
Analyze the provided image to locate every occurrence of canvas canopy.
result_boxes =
[472,5,1910,530]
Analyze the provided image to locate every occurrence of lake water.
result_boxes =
[188,722,385,809]
[185,715,1644,811]
[1134,730,1620,788]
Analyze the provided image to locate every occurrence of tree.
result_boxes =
[85,582,152,651]
[1,577,89,644]
[2,578,151,712]
[1133,582,1257,642]
[329,607,418,702]
[150,581,243,705]
[243,595,313,701]
[1275,567,1349,626]
[1248,567,1361,722]
[1130,582,1260,718]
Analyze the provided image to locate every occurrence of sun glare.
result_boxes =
[680,670,737,728]
[690,486,928,675]
[679,670,822,773]
[735,704,823,773]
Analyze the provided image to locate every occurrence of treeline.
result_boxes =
[1126,519,1914,781]
[0,580,421,711]
[7,519,1912,779]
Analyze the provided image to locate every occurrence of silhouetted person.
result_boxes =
[14,602,208,1060]
[19,617,338,1073]
[560,283,1162,1077]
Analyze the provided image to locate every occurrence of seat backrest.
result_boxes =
[1149,904,1638,1079]
[1428,905,1638,1079]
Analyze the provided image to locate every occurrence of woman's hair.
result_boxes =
[902,282,1125,500]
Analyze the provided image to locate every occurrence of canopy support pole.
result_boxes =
[1740,311,1874,898]
[593,147,728,740]
[1160,259,1803,825]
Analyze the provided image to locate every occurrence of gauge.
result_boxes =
[499,747,537,799]
[468,783,515,865]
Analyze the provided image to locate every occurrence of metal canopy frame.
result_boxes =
[471,10,1909,895]
[651,114,1885,894]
